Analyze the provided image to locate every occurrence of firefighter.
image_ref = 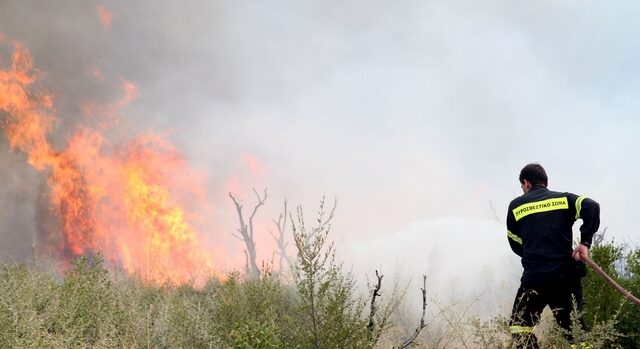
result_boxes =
[506,163,599,349]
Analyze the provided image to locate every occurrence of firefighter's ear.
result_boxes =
[521,180,532,193]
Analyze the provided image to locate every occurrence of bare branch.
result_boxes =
[229,192,247,236]
[593,227,607,247]
[368,270,384,331]
[228,192,241,208]
[231,232,244,242]
[250,188,268,221]
[271,199,291,272]
[248,188,268,240]
[395,275,428,349]
[268,228,277,241]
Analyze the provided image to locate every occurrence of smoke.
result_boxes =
[0,141,44,261]
[1,0,639,306]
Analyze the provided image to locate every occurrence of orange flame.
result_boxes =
[0,39,219,286]
[97,6,114,29]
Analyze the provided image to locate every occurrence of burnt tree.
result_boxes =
[270,199,292,273]
[229,188,267,277]
[394,275,428,349]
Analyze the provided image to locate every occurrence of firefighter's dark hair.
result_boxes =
[519,163,548,187]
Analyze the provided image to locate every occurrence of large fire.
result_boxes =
[0,37,219,286]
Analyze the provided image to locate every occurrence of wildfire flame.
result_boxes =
[0,38,218,286]
[97,6,114,29]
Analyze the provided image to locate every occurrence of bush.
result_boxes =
[291,202,372,349]
[210,271,296,348]
[0,262,60,347]
[582,240,640,348]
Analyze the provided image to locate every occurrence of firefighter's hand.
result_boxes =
[572,244,589,261]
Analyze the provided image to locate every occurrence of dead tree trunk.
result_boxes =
[368,270,384,331]
[395,275,428,349]
[229,188,267,278]
[270,199,292,273]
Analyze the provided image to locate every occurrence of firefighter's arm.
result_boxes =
[574,195,601,248]
[506,208,523,256]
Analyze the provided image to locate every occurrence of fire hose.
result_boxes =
[583,255,640,306]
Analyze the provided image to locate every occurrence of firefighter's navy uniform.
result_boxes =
[506,184,600,349]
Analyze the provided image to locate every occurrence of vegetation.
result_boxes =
[582,240,640,348]
[1,214,637,348]
[0,201,401,348]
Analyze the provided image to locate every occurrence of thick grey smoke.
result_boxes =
[1,0,639,316]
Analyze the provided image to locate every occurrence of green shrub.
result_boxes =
[582,240,640,348]
[210,271,296,348]
[229,321,284,349]
[0,262,60,347]
[51,255,118,346]
[291,201,377,349]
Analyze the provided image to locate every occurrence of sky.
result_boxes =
[1,0,639,313]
